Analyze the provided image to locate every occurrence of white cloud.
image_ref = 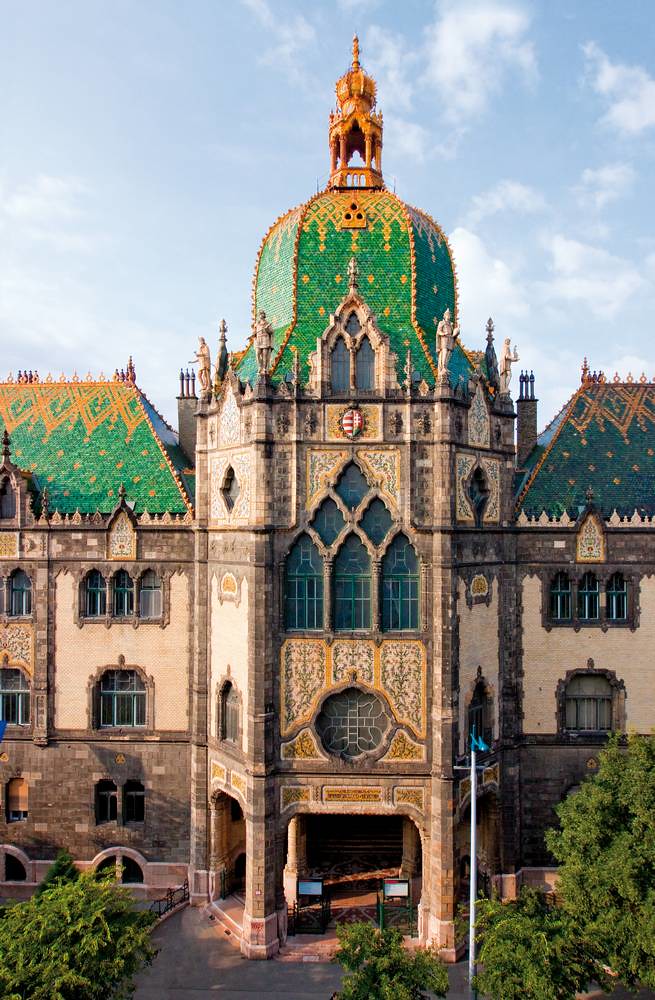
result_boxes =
[465,179,546,226]
[543,234,643,318]
[0,174,99,253]
[593,353,655,383]
[364,26,415,113]
[423,0,536,123]
[449,226,529,338]
[241,0,315,79]
[384,115,431,164]
[574,162,635,211]
[583,41,655,134]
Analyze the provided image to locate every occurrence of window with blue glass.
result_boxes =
[84,570,106,618]
[331,338,350,393]
[311,497,345,547]
[112,570,134,618]
[382,534,419,631]
[577,571,599,621]
[355,336,375,390]
[334,535,371,630]
[335,462,369,511]
[606,572,627,621]
[284,534,323,630]
[360,498,392,546]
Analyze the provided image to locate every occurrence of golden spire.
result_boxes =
[327,37,384,190]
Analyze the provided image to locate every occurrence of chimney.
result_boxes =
[516,370,538,468]
[177,368,198,464]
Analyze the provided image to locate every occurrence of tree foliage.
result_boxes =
[35,850,79,896]
[474,888,604,1000]
[0,870,157,1000]
[333,922,449,1000]
[547,732,655,989]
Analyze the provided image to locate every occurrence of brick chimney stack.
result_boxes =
[177,368,198,464]
[516,370,538,468]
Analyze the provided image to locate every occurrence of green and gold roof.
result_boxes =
[235,189,471,389]
[0,379,193,514]
[517,379,655,519]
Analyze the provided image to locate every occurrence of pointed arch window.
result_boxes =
[0,478,15,519]
[468,678,493,749]
[284,534,324,631]
[84,570,106,618]
[382,534,419,631]
[577,571,599,621]
[468,467,489,527]
[345,312,361,336]
[334,534,371,631]
[221,466,240,512]
[361,498,392,546]
[606,572,627,622]
[8,570,31,617]
[335,462,369,510]
[112,570,134,618]
[355,336,375,391]
[311,496,345,547]
[331,338,350,393]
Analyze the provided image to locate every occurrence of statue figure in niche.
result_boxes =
[191,337,212,396]
[255,310,274,375]
[499,337,519,395]
[436,308,458,383]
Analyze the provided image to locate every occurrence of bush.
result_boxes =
[333,921,449,1000]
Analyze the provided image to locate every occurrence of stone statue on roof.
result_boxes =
[191,337,211,396]
[499,337,519,395]
[255,309,274,375]
[436,308,456,383]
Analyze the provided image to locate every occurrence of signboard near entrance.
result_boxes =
[383,878,409,898]
[298,879,323,897]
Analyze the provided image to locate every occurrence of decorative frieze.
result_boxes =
[0,532,19,558]
[0,623,34,675]
[383,730,424,761]
[394,787,425,811]
[281,786,310,810]
[323,786,382,803]
[281,729,323,760]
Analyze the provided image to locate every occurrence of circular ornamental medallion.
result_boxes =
[341,407,363,439]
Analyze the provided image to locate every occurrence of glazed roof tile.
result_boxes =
[0,380,192,514]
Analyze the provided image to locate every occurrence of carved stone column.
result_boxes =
[324,559,333,631]
[371,559,381,631]
[283,814,300,905]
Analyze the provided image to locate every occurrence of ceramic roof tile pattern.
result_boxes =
[236,189,471,389]
[0,381,192,514]
[517,382,655,518]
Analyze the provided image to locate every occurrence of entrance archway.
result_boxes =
[209,790,246,900]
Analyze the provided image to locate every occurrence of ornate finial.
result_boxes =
[581,357,590,384]
[292,344,301,385]
[347,256,359,292]
[352,34,360,69]
[126,356,136,382]
[118,482,127,501]
[1,429,10,462]
[486,317,494,342]
[215,319,229,384]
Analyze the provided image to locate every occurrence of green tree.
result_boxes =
[334,922,449,1000]
[474,888,604,1000]
[35,849,79,896]
[0,869,157,1000]
[547,732,655,989]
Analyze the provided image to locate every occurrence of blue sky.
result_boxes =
[2,0,655,425]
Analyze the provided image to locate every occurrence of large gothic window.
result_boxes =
[311,496,345,547]
[565,674,612,731]
[284,534,323,630]
[98,670,146,728]
[355,336,375,390]
[331,338,350,393]
[382,534,419,630]
[335,462,369,510]
[316,687,387,759]
[334,534,371,630]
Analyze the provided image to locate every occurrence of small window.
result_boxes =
[112,570,134,618]
[139,570,162,619]
[124,780,145,823]
[6,777,28,822]
[381,534,419,631]
[8,570,31,617]
[331,338,350,393]
[355,336,375,391]
[335,462,369,510]
[311,497,345,547]
[284,534,324,630]
[99,670,146,728]
[221,467,240,512]
[606,572,627,622]
[565,674,612,731]
[550,572,572,621]
[84,570,106,618]
[468,468,489,527]
[0,668,30,725]
[360,498,392,546]
[0,478,16,519]
[220,682,240,742]
[333,534,371,631]
[577,572,599,621]
[5,853,26,881]
[96,780,118,824]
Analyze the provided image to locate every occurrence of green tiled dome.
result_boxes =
[236,189,470,388]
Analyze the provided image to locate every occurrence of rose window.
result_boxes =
[316,687,388,759]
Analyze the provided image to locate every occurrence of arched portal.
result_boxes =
[209,790,246,901]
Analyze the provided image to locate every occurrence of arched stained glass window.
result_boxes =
[284,534,323,630]
[335,462,369,510]
[606,572,627,621]
[316,687,388,759]
[382,534,419,630]
[360,498,392,546]
[355,336,375,390]
[334,534,371,630]
[331,338,350,393]
[311,496,345,547]
[577,572,599,621]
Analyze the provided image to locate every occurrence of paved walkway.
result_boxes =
[135,904,655,1000]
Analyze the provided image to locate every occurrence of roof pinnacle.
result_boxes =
[1,428,10,462]
[352,34,360,70]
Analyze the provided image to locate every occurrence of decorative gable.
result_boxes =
[468,383,490,448]
[576,513,605,563]
[107,510,136,560]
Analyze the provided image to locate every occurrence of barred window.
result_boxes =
[606,572,627,622]
[0,668,30,726]
[98,670,146,728]
[577,572,599,621]
[334,534,371,631]
[84,570,106,618]
[112,570,134,618]
[139,570,162,619]
[549,572,571,621]
[284,534,323,630]
[382,534,419,631]
[565,674,612,731]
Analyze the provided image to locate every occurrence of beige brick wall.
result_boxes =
[522,574,655,733]
[457,579,499,754]
[54,571,191,731]
[209,574,249,752]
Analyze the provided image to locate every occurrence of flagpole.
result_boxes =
[468,736,477,998]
